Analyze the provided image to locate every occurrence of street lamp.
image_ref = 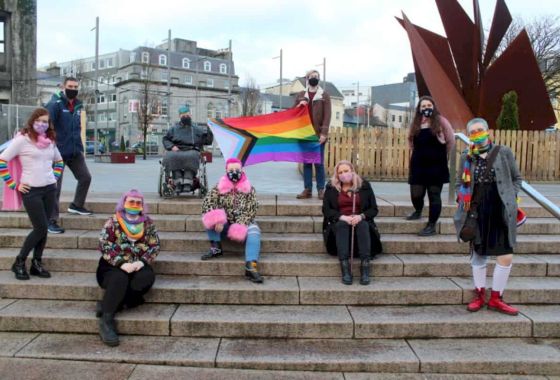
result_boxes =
[352,81,360,128]
[272,49,283,110]
[315,57,326,89]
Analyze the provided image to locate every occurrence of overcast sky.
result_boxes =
[37,0,558,90]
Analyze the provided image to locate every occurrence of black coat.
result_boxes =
[322,180,383,257]
[162,122,213,151]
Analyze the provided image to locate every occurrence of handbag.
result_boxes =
[459,146,501,242]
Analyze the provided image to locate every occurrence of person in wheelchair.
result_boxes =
[162,105,213,194]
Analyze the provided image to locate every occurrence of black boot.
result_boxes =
[98,313,119,347]
[11,258,30,280]
[406,210,422,220]
[29,258,51,278]
[201,241,223,260]
[340,260,352,285]
[245,261,264,283]
[360,258,371,285]
[418,222,437,236]
[95,301,102,318]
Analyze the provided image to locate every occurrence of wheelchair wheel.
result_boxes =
[160,167,175,199]
[158,162,164,197]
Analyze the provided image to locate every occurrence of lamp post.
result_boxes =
[272,49,283,110]
[315,57,326,89]
[91,16,99,154]
[353,81,360,128]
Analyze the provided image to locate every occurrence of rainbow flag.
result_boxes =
[207,107,321,166]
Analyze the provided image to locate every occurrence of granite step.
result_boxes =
[0,249,554,278]
[1,228,559,254]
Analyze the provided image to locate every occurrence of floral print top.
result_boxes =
[98,215,160,267]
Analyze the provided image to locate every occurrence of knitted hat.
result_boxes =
[225,157,242,169]
[178,105,190,114]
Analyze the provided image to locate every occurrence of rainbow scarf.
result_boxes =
[116,212,145,240]
[458,138,493,206]
[207,107,321,165]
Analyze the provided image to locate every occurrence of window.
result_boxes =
[108,112,116,121]
[97,94,105,103]
[207,79,214,88]
[215,110,222,118]
[207,102,215,118]
[219,63,227,74]
[203,61,211,72]
[98,76,104,84]
[0,20,4,54]
[98,113,107,122]
[159,54,167,66]
[224,80,229,90]
[99,59,105,69]
[106,57,114,68]
[398,115,402,123]
[185,75,192,85]
[90,62,96,71]
[141,52,149,64]
[391,114,395,122]
[140,68,147,79]
[129,52,136,62]
[161,99,168,116]
[336,111,340,120]
[161,71,169,82]
[182,58,190,69]
[109,94,117,102]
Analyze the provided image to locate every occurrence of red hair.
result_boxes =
[21,107,56,143]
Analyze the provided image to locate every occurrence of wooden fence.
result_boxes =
[325,127,560,182]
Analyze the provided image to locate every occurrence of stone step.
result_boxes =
[3,300,558,339]
[2,271,560,306]
[1,228,559,254]
[1,212,558,235]
[3,332,560,375]
[0,249,554,278]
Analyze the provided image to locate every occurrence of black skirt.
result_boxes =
[474,182,513,256]
[408,129,449,186]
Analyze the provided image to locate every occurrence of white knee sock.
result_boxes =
[472,264,487,289]
[492,263,512,295]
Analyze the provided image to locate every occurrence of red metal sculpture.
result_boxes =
[398,0,556,130]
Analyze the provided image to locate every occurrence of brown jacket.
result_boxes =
[293,87,332,137]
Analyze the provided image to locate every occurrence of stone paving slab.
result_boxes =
[520,306,560,338]
[0,228,86,249]
[298,277,462,305]
[349,305,531,339]
[0,332,38,357]
[171,305,353,338]
[216,338,419,372]
[439,217,560,235]
[0,298,15,310]
[129,364,344,380]
[536,255,560,276]
[408,338,560,375]
[15,333,220,367]
[451,277,560,304]
[398,254,548,277]
[0,300,176,336]
[0,357,135,380]
[345,373,548,379]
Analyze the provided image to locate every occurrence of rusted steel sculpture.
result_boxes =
[398,0,556,130]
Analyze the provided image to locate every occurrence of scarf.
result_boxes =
[116,212,145,240]
[458,140,493,207]
[35,134,52,149]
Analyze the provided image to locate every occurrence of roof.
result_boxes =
[295,77,344,99]
[261,93,294,109]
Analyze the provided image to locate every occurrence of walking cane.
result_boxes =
[349,189,357,277]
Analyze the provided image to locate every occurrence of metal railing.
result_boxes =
[449,133,560,220]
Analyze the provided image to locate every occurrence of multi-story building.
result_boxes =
[370,73,418,129]
[53,38,239,149]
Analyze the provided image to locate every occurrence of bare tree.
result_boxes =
[137,62,161,160]
[494,15,560,97]
[240,77,261,116]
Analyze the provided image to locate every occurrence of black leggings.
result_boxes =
[335,220,371,260]
[18,184,57,261]
[410,184,443,224]
[96,261,155,314]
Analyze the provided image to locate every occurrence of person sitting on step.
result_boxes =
[454,118,523,316]
[96,189,160,346]
[201,158,263,283]
[322,160,382,285]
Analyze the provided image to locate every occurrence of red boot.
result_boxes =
[467,287,486,312]
[488,290,519,316]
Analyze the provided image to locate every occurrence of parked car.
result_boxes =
[545,127,559,133]
[85,141,105,155]
[131,141,159,154]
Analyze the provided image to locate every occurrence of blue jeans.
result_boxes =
[206,223,261,262]
[303,143,326,191]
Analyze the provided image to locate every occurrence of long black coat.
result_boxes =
[322,180,383,257]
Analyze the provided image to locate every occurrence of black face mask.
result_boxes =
[65,89,78,100]
[180,116,192,126]
[308,77,319,87]
[227,169,242,182]
[420,108,434,118]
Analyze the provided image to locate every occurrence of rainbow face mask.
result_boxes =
[124,200,143,215]
[469,130,489,146]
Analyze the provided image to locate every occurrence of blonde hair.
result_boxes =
[330,160,363,192]
[306,69,320,79]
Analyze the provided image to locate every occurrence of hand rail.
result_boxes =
[449,132,560,220]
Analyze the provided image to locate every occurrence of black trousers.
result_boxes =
[410,184,443,224]
[335,220,371,260]
[96,259,155,314]
[51,153,92,222]
[18,184,57,261]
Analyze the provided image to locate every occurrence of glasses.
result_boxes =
[125,200,142,207]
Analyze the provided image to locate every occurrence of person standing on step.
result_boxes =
[294,69,331,200]
[322,160,382,285]
[96,189,160,346]
[0,108,64,280]
[454,118,522,316]
[201,158,263,283]
[45,77,93,234]
[406,95,454,236]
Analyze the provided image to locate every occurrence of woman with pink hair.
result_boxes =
[96,189,160,346]
[322,161,382,285]
[201,158,263,283]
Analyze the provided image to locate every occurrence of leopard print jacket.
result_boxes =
[201,186,259,226]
